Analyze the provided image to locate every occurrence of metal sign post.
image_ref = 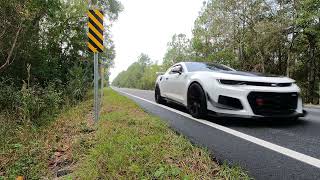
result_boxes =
[87,9,104,122]
[100,63,104,104]
[94,52,99,122]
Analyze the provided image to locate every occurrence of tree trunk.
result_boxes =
[307,35,316,103]
[0,22,22,72]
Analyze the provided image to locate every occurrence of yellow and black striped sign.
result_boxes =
[88,9,104,53]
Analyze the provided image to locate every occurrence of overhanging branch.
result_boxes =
[0,22,22,72]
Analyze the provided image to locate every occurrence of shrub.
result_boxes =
[18,84,44,122]
[0,78,20,111]
[42,84,63,112]
[66,65,92,104]
[16,82,62,124]
[1,64,91,125]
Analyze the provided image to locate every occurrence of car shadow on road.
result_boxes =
[164,102,309,128]
[205,116,308,128]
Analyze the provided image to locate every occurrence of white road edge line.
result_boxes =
[114,88,320,169]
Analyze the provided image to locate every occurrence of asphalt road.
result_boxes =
[113,87,320,180]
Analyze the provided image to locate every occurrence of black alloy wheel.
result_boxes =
[187,83,207,118]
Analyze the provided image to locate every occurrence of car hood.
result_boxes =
[197,70,295,83]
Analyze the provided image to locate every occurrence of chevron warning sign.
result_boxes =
[88,9,104,53]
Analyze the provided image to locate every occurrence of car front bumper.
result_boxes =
[208,110,307,119]
[205,83,304,118]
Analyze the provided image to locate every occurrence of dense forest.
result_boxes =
[0,0,122,123]
[112,0,320,104]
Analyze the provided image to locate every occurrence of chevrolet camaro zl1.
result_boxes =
[155,62,305,119]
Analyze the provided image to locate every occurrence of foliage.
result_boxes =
[17,83,63,124]
[0,78,62,125]
[112,53,160,90]
[0,0,122,123]
[0,92,94,179]
[66,64,92,104]
[189,0,320,103]
[113,0,320,104]
[0,1,122,177]
[162,34,192,70]
[0,78,20,111]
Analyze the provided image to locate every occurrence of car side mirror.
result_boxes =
[172,67,182,74]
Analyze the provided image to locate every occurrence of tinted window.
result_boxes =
[185,62,234,72]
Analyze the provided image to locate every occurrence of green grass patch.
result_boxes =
[73,89,251,179]
[1,88,251,179]
[0,96,95,179]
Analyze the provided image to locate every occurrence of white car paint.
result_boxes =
[156,62,304,118]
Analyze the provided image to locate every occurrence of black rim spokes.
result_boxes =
[189,94,200,114]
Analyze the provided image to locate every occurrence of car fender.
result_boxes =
[184,73,214,106]
[155,75,161,87]
[155,75,165,89]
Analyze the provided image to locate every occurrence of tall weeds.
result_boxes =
[0,64,91,125]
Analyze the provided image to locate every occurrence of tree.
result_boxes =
[112,53,160,90]
[189,0,319,103]
[0,0,123,112]
[162,34,191,69]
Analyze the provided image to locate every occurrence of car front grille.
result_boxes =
[219,80,292,87]
[247,92,298,116]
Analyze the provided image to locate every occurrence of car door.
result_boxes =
[169,65,186,103]
[163,65,184,102]
[159,67,172,98]
[162,67,176,99]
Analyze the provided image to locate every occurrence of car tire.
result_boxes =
[187,83,207,118]
[155,85,166,104]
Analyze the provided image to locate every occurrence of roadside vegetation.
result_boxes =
[72,89,250,179]
[0,0,122,122]
[1,89,250,179]
[112,0,320,104]
[0,0,122,178]
[0,94,95,179]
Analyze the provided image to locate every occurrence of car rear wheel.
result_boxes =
[155,85,166,104]
[187,83,207,118]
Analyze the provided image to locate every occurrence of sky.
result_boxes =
[109,0,204,81]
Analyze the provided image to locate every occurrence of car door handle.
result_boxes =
[166,77,169,80]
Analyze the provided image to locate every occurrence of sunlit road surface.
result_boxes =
[113,87,320,180]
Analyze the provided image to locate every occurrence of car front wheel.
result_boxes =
[155,85,166,104]
[187,83,207,118]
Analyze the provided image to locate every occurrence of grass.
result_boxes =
[0,88,251,179]
[72,89,251,179]
[0,96,95,179]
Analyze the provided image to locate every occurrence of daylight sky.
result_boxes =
[109,0,204,81]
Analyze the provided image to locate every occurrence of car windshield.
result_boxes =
[185,62,235,72]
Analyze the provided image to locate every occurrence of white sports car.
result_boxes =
[155,62,305,119]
